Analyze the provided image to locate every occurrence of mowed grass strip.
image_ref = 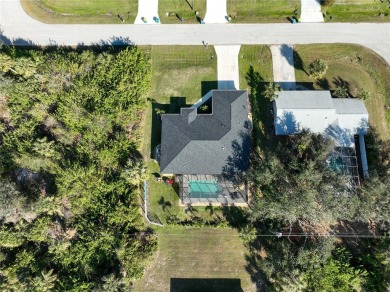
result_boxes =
[293,44,390,139]
[21,0,137,24]
[141,45,217,158]
[159,0,207,24]
[322,0,390,22]
[133,227,256,292]
[228,0,300,23]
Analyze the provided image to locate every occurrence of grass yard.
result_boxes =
[132,226,256,292]
[227,0,300,23]
[21,0,138,24]
[293,44,390,139]
[239,45,274,90]
[158,0,207,24]
[141,45,217,159]
[322,0,390,22]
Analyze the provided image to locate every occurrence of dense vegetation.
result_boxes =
[0,46,156,290]
[245,66,390,290]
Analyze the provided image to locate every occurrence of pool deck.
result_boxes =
[177,175,248,206]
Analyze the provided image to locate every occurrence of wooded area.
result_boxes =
[244,70,390,290]
[0,46,156,290]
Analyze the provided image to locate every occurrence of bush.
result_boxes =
[309,59,328,79]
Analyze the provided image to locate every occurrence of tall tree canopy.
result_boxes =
[0,46,156,290]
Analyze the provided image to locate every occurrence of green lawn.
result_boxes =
[158,0,207,24]
[239,45,274,90]
[21,0,138,24]
[132,226,256,292]
[141,45,217,159]
[322,0,390,22]
[227,0,300,23]
[293,44,390,139]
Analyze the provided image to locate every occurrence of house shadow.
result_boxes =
[170,278,243,292]
[201,81,218,96]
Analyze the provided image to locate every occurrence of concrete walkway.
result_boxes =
[214,45,241,89]
[300,0,324,23]
[270,45,296,90]
[134,0,160,24]
[1,1,390,66]
[204,0,228,24]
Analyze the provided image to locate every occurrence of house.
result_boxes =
[160,90,250,205]
[273,90,369,179]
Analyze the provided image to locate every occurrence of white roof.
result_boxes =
[274,91,369,147]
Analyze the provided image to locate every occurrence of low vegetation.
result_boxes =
[0,46,156,290]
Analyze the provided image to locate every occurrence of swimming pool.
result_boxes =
[188,180,221,199]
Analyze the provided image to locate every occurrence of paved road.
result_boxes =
[1,0,390,65]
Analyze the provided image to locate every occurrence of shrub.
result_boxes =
[309,59,328,79]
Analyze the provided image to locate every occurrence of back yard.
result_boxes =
[132,227,256,291]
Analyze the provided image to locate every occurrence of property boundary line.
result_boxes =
[143,181,164,226]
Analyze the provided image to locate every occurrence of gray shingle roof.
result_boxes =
[160,90,250,175]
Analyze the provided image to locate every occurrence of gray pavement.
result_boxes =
[214,45,241,89]
[270,45,296,90]
[1,0,390,65]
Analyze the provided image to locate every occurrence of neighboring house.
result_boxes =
[160,90,250,205]
[273,90,369,180]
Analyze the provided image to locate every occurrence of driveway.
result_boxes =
[300,0,324,23]
[1,0,390,66]
[134,0,160,24]
[204,0,228,23]
[214,45,241,89]
[270,45,296,90]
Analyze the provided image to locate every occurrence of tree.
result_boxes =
[305,248,367,291]
[333,85,349,98]
[0,46,156,289]
[263,82,280,101]
[308,59,328,79]
[356,87,370,100]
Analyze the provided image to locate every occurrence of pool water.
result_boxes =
[188,180,220,198]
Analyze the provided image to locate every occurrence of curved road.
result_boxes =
[1,0,390,64]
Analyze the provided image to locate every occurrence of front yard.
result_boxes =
[293,44,390,139]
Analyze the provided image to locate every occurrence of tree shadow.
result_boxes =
[222,131,251,188]
[316,78,330,90]
[293,49,308,75]
[333,76,350,90]
[274,111,300,135]
[279,44,294,67]
[245,66,276,149]
[158,196,172,213]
